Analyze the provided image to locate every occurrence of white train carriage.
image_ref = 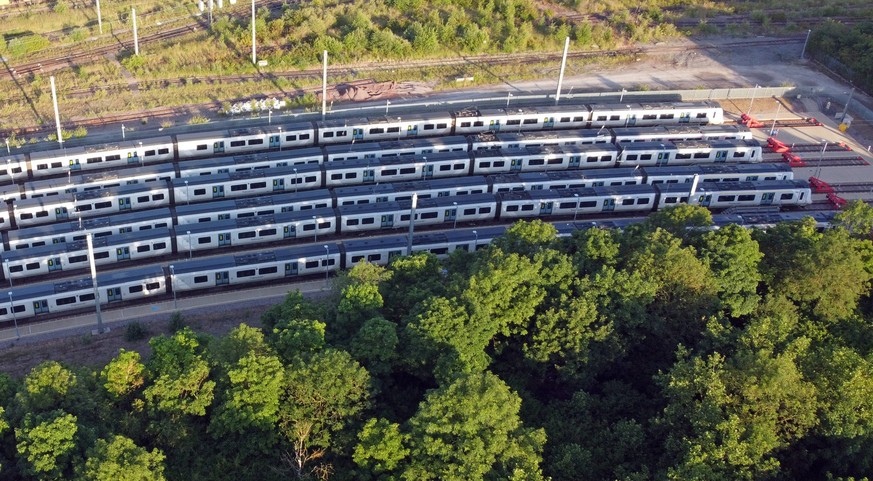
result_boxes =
[172,164,322,204]
[338,193,497,233]
[611,124,753,143]
[686,180,812,209]
[1,267,167,323]
[0,183,23,202]
[323,136,469,162]
[7,208,174,251]
[411,226,509,257]
[323,152,472,188]
[642,163,793,185]
[175,123,316,159]
[472,144,619,175]
[589,101,724,128]
[671,139,762,164]
[487,168,644,193]
[175,189,333,225]
[0,209,12,234]
[170,244,342,292]
[316,113,455,144]
[0,153,28,184]
[342,236,408,268]
[177,147,324,178]
[498,185,657,220]
[470,129,613,151]
[616,142,678,167]
[13,182,171,228]
[28,137,175,178]
[334,176,489,206]
[453,106,592,135]
[2,228,173,281]
[24,163,176,199]
[176,207,337,252]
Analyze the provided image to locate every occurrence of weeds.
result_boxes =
[124,322,148,342]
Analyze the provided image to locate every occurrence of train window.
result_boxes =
[36,164,49,170]
[318,222,331,229]
[717,195,736,202]
[138,226,152,231]
[194,276,208,284]
[547,158,562,165]
[144,150,156,156]
[157,148,170,155]
[95,201,112,209]
[285,135,297,141]
[478,207,492,214]
[51,161,62,168]
[259,267,278,275]
[733,152,746,158]
[676,154,691,160]
[8,265,23,273]
[26,262,39,270]
[69,255,87,263]
[367,254,381,262]
[595,116,607,122]
[559,202,576,209]
[459,208,474,215]
[12,305,25,313]
[640,154,652,161]
[137,245,151,253]
[330,173,343,180]
[573,116,585,122]
[247,139,264,145]
[370,128,385,134]
[622,199,635,206]
[299,205,312,211]
[146,282,160,290]
[421,212,438,220]
[230,141,246,147]
[637,198,650,205]
[478,161,491,168]
[382,169,397,176]
[303,224,315,231]
[152,194,165,201]
[423,124,434,130]
[608,115,620,121]
[779,193,795,200]
[625,155,638,161]
[351,255,365,263]
[95,252,110,259]
[400,167,415,174]
[239,232,256,239]
[693,153,709,159]
[20,212,34,219]
[362,218,375,225]
[437,123,448,129]
[251,182,267,189]
[154,242,167,250]
[323,132,334,138]
[129,285,144,293]
[197,237,211,244]
[305,175,316,183]
[522,119,537,125]
[77,293,95,302]
[659,114,675,119]
[642,115,657,120]
[231,184,248,192]
[696,113,708,118]
[190,188,206,196]
[600,156,612,162]
[664,197,678,204]
[400,214,410,221]
[344,173,356,179]
[260,229,277,236]
[305,260,319,268]
[439,165,451,171]
[0,308,5,315]
[137,195,149,202]
[36,211,49,218]
[336,131,347,137]
[460,122,471,128]
[507,120,521,125]
[299,134,311,140]
[238,269,256,278]
[559,117,571,123]
[473,122,484,128]
[505,205,520,212]
[453,164,465,170]
[57,296,77,306]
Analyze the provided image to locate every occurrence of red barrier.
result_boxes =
[808,176,834,193]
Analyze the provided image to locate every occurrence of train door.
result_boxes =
[569,155,581,168]
[761,193,775,205]
[213,186,225,198]
[127,151,138,164]
[407,125,418,136]
[381,214,394,228]
[540,202,553,215]
[55,207,69,220]
[269,135,280,149]
[680,112,691,123]
[656,151,669,166]
[107,287,122,302]
[353,128,364,140]
[69,159,81,171]
[544,117,555,128]
[510,159,522,171]
[363,170,375,183]
[422,164,434,179]
[52,237,65,244]
[285,262,298,277]
[273,179,285,191]
[116,247,130,260]
[489,120,501,131]
[33,300,49,314]
[215,271,229,285]
[626,114,637,127]
[700,194,712,207]
[48,257,62,272]
[602,199,616,212]
[218,233,232,246]
[445,207,457,223]
[119,198,131,210]
[284,225,296,238]
[715,150,728,162]
[214,141,225,153]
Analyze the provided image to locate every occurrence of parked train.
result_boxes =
[0,102,725,182]
[2,162,794,251]
[0,208,837,327]
[1,177,812,282]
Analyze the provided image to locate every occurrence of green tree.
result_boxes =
[17,361,77,413]
[101,350,146,401]
[834,200,873,238]
[350,317,399,377]
[211,351,284,440]
[641,204,712,239]
[78,435,166,481]
[261,291,324,333]
[354,418,409,476]
[272,318,326,362]
[402,372,545,481]
[697,224,763,317]
[144,328,215,417]
[381,253,445,321]
[15,410,79,480]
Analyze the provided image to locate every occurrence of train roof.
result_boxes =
[642,163,792,177]
[323,136,468,155]
[317,113,452,129]
[488,168,642,185]
[617,141,680,152]
[2,228,172,261]
[333,176,488,198]
[26,163,175,190]
[10,266,166,301]
[588,100,720,110]
[494,129,611,142]
[672,138,761,149]
[172,164,319,188]
[7,208,173,242]
[497,184,656,202]
[181,207,336,235]
[28,137,175,161]
[174,122,313,141]
[14,181,167,208]
[343,235,408,253]
[171,243,341,275]
[175,188,332,216]
[695,179,810,192]
[180,147,323,170]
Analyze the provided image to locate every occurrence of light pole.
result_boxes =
[268,109,272,124]
[423,156,427,179]
[121,124,126,140]
[748,84,760,116]
[138,141,143,167]
[472,230,478,251]
[278,126,283,151]
[86,233,104,334]
[3,259,10,289]
[186,230,192,259]
[169,265,177,310]
[385,99,390,115]
[184,180,189,205]
[839,87,856,125]
[452,202,458,229]
[4,138,8,154]
[323,245,329,286]
[817,140,828,179]
[624,105,632,127]
[293,168,298,192]
[7,291,19,339]
[800,29,811,59]
[506,92,513,108]
[313,215,318,242]
[573,193,579,221]
[6,159,11,183]
[619,88,626,103]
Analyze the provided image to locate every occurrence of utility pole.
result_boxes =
[800,29,812,60]
[839,87,855,124]
[86,233,104,334]
[251,0,256,65]
[322,50,328,119]
[209,0,214,27]
[50,76,63,148]
[132,8,139,55]
[95,0,103,34]
[406,193,417,255]
[555,36,570,105]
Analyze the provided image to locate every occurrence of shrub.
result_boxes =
[168,312,185,333]
[124,322,147,342]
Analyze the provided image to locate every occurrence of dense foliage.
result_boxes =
[809,21,873,95]
[2,202,873,480]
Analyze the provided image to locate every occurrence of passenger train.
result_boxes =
[0,208,836,326]
[1,176,812,282]
[0,102,725,182]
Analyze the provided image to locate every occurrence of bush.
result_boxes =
[168,312,185,333]
[188,115,210,125]
[124,322,147,342]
